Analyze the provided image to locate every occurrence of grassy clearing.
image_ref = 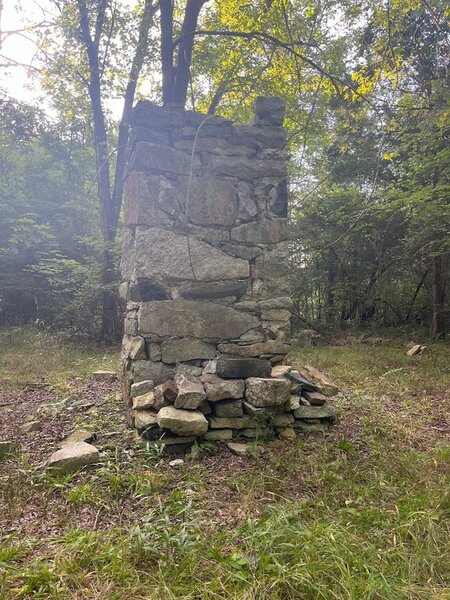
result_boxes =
[0,330,449,599]
[0,326,119,394]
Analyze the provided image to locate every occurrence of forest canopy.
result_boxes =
[0,0,448,340]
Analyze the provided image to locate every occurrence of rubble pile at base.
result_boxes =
[128,358,338,450]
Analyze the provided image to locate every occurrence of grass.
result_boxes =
[0,326,119,393]
[0,329,449,599]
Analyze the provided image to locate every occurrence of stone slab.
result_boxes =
[180,280,247,300]
[134,410,158,430]
[130,380,154,398]
[293,405,339,419]
[47,442,99,474]
[208,417,245,429]
[132,391,156,410]
[139,300,259,340]
[157,406,208,436]
[130,141,200,175]
[215,357,272,379]
[123,227,249,283]
[174,372,206,409]
[182,176,238,226]
[293,365,339,396]
[303,391,327,406]
[231,219,288,245]
[133,360,175,385]
[201,374,245,401]
[161,338,216,363]
[245,377,291,408]
[218,340,290,357]
[214,399,244,418]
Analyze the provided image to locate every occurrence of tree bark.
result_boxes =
[430,254,445,340]
[161,0,207,107]
[160,0,175,104]
[405,268,429,323]
[172,0,207,106]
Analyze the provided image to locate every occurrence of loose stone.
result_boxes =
[133,410,158,431]
[292,364,339,396]
[271,365,292,378]
[214,399,244,418]
[132,391,156,410]
[293,405,339,420]
[157,406,208,436]
[92,370,116,381]
[303,391,327,406]
[227,442,249,457]
[47,442,99,474]
[245,377,291,408]
[131,379,154,398]
[285,370,317,392]
[200,374,245,401]
[174,372,206,409]
[61,429,95,445]
[21,420,43,434]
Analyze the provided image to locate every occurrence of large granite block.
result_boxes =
[139,300,259,340]
[122,227,249,282]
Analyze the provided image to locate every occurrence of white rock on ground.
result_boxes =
[47,442,99,474]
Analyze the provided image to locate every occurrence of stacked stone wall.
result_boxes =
[120,97,337,447]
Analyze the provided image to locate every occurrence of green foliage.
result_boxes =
[0,94,105,333]
[289,1,449,334]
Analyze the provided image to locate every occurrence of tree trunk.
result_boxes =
[405,268,429,323]
[430,254,445,340]
[325,248,337,324]
[161,0,207,107]
[172,0,207,106]
[99,244,121,343]
[77,0,155,342]
[160,0,175,104]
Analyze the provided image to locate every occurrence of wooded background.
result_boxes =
[0,0,448,341]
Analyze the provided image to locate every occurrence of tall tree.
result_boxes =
[76,0,156,341]
[36,0,157,341]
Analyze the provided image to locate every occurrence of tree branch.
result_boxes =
[191,29,374,106]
